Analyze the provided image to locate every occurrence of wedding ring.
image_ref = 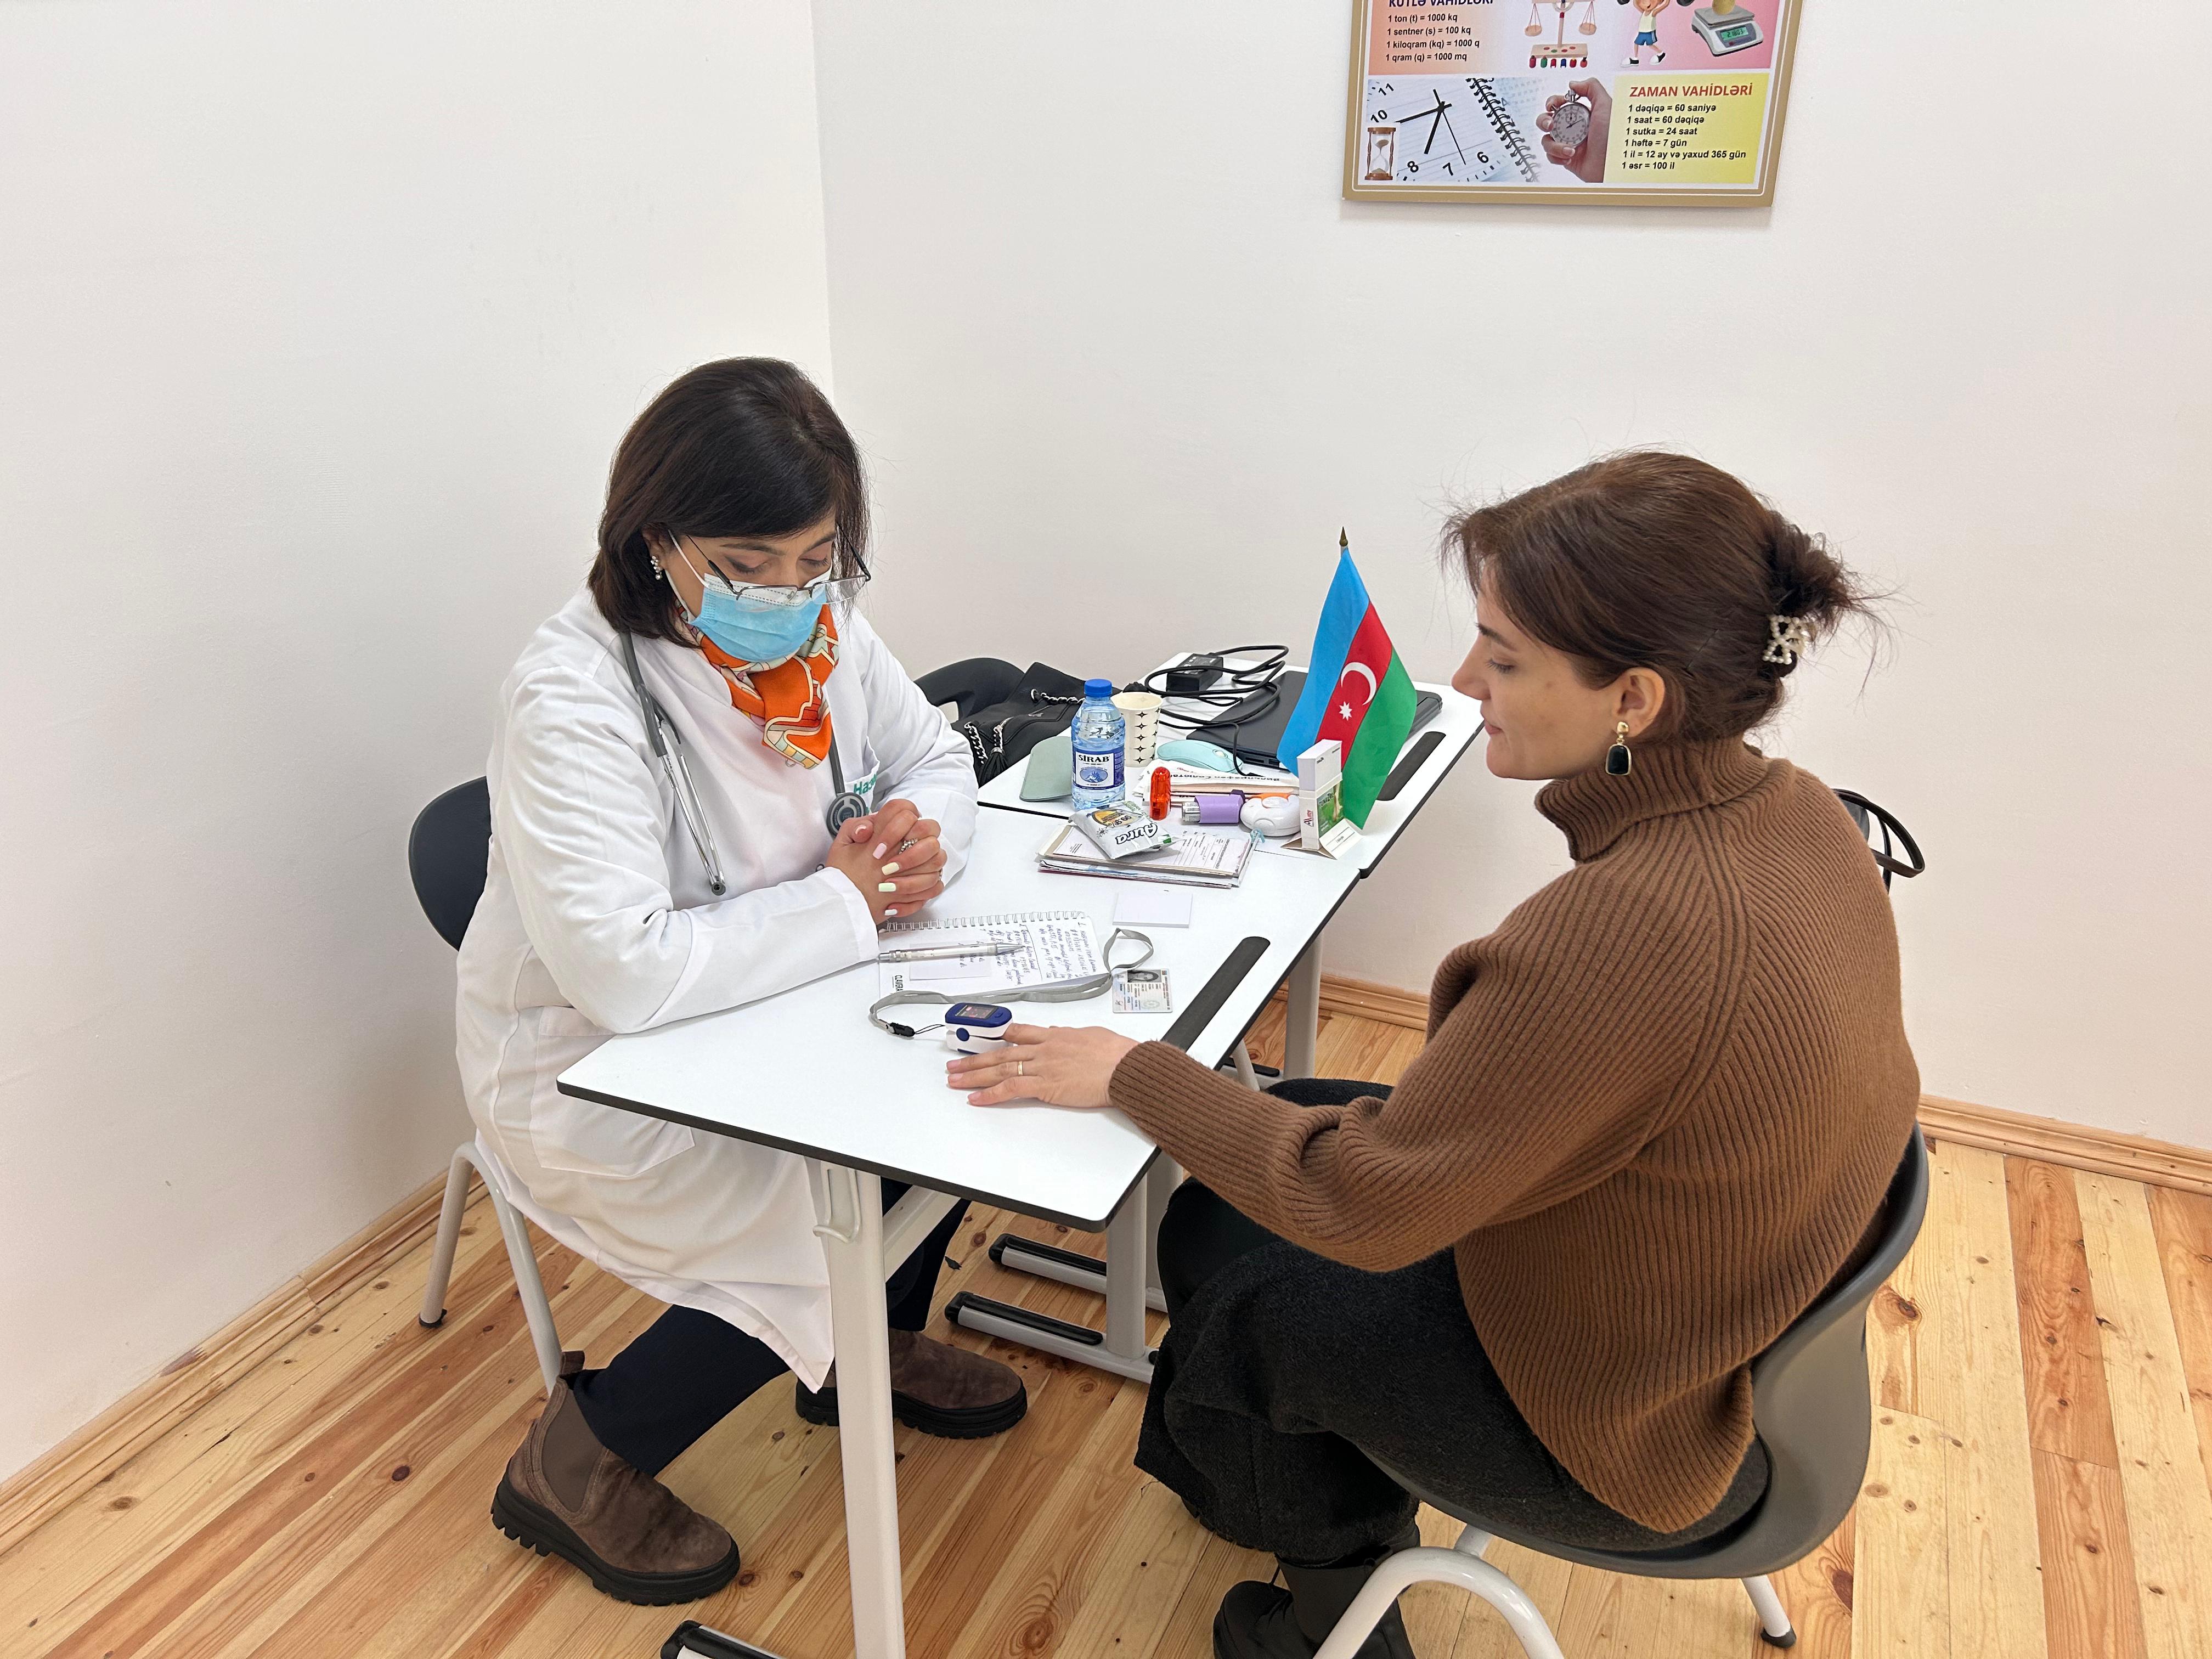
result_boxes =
[1016,1060,1025,1077]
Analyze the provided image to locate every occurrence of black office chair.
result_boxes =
[913,656,1024,722]
[407,777,492,949]
[1313,1130,1932,1658]
[405,776,566,1395]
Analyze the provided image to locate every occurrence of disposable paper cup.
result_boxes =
[1113,690,1164,770]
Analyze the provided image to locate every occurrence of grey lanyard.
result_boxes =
[868,929,1155,1037]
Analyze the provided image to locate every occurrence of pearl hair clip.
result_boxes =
[1763,614,1815,666]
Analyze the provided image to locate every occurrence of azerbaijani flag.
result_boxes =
[1274,535,1418,827]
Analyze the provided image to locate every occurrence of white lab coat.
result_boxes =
[455,588,978,1385]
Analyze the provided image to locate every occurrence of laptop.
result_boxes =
[1189,669,1442,769]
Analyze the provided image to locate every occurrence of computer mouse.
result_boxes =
[1156,740,1239,772]
[1240,795,1300,838]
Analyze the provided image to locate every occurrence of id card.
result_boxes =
[1113,968,1172,1014]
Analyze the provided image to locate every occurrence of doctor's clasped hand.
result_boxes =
[826,798,946,923]
[946,1023,1138,1109]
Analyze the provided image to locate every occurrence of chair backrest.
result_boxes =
[913,657,1024,723]
[1834,788,1925,891]
[1736,1127,1930,1562]
[408,777,492,950]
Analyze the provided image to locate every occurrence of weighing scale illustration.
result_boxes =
[1527,0,1596,69]
[1691,0,1765,55]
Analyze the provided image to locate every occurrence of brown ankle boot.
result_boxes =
[795,1328,1026,1438]
[493,1353,740,1605]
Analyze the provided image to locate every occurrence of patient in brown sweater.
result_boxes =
[948,452,1918,1659]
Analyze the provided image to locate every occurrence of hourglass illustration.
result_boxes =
[1526,0,1598,69]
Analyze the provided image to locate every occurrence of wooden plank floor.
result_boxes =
[7,1009,2210,1658]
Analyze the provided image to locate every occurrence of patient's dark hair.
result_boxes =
[592,358,868,644]
[1444,452,1877,742]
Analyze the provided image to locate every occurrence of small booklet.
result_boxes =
[1038,821,1253,888]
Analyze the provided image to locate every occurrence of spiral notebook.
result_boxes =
[1464,77,1547,185]
[877,910,1102,995]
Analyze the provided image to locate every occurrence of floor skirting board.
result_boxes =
[0,1170,451,1560]
[1915,1094,2212,1197]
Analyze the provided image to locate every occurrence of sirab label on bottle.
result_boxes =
[1075,752,1123,789]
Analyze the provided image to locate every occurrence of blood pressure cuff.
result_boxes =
[952,662,1088,783]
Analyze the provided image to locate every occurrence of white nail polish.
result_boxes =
[881,862,900,875]
[878,882,897,893]
[885,907,899,917]
[872,843,888,859]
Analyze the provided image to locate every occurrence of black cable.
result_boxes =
[1140,646,1289,733]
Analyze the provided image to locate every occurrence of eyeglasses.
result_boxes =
[703,567,871,611]
[692,542,872,611]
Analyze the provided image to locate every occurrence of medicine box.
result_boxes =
[1069,799,1166,860]
[1296,740,1359,857]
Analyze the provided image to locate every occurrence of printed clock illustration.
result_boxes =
[1363,77,1546,186]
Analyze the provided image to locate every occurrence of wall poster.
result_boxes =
[1344,0,1802,206]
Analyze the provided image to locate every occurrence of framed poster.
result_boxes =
[1344,0,1803,206]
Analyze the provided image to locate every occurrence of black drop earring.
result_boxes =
[1606,720,1632,777]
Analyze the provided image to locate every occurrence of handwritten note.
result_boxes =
[879,911,1102,997]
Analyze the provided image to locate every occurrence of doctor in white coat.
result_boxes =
[456,358,1024,1606]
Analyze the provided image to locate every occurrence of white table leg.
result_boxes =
[1284,936,1323,1080]
[811,1162,905,1659]
[1103,1180,1149,1360]
[1144,1156,1181,1305]
[1229,1041,1260,1088]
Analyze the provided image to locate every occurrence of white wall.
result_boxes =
[811,2,2210,1148]
[0,0,834,1481]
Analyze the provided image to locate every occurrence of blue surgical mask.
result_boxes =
[668,537,831,665]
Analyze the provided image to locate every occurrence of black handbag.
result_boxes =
[947,662,1088,783]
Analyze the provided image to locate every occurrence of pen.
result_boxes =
[877,941,1025,964]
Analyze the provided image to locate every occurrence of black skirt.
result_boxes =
[1136,1080,1768,1565]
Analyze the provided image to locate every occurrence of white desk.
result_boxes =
[557,687,1481,1659]
[560,810,1362,1221]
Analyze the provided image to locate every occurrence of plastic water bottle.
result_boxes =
[1069,679,1127,811]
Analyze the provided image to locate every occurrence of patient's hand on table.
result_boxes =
[826,797,946,924]
[948,1024,1138,1110]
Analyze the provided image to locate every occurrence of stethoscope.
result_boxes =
[620,633,871,898]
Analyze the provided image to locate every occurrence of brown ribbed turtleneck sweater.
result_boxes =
[1108,739,1919,1532]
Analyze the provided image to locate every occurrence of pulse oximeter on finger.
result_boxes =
[943,1002,1015,1054]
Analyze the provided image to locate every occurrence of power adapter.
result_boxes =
[1164,653,1224,697]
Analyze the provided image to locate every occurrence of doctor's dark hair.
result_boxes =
[1444,452,1877,742]
[591,358,868,644]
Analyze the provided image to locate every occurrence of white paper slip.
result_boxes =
[1114,886,1195,927]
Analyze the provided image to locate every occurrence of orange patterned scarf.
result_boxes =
[695,607,839,767]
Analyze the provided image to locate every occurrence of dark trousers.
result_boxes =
[1137,1078,1767,1565]
[571,1181,968,1476]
